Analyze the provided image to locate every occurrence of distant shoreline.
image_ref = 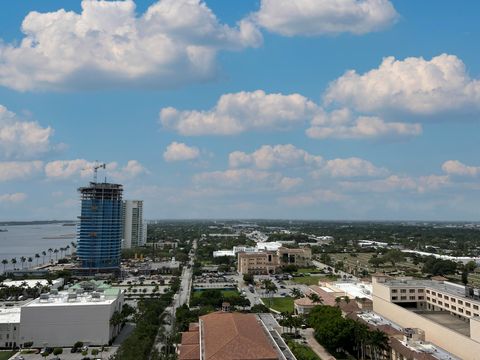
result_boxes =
[0,220,76,226]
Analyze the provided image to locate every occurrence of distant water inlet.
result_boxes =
[0,224,76,274]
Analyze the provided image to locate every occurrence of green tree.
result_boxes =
[290,288,303,299]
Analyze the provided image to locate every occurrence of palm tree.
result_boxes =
[65,245,70,256]
[368,329,389,360]
[290,287,303,299]
[41,251,46,264]
[1,259,8,273]
[262,279,278,307]
[54,248,59,261]
[11,258,17,270]
[20,256,26,269]
[28,257,33,269]
[335,296,342,307]
[48,248,53,262]
[35,253,40,266]
[307,292,323,305]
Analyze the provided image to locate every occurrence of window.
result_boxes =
[445,303,449,308]
[466,302,471,308]
[458,300,463,305]
[459,308,464,313]
[400,289,407,293]
[392,296,398,300]
[432,299,437,303]
[418,296,424,300]
[474,305,479,310]
[466,311,472,316]
[392,289,398,293]
[444,296,449,300]
[427,296,431,301]
[438,301,443,305]
[451,298,456,303]
[431,291,436,296]
[426,289,431,294]
[438,294,443,298]
[409,289,415,293]
[401,296,407,300]
[452,306,457,310]
[418,289,424,293]
[410,296,416,300]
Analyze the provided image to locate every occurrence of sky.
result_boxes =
[0,0,479,221]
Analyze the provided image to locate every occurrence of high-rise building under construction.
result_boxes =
[77,182,123,271]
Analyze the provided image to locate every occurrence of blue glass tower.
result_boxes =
[77,182,123,271]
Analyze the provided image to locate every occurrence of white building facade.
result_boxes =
[122,200,146,249]
[19,288,124,347]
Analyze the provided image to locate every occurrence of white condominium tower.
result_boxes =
[122,200,146,249]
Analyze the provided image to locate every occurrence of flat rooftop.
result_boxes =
[0,307,21,323]
[384,279,472,301]
[23,289,121,307]
[334,282,373,300]
[414,310,471,337]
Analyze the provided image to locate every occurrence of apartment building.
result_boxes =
[372,274,480,359]
[237,247,311,275]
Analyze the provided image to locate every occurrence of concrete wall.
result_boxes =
[373,295,480,360]
[20,297,122,347]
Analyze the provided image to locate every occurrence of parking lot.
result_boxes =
[9,346,118,360]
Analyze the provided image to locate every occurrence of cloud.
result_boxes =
[44,159,146,181]
[163,142,200,162]
[193,168,302,191]
[324,54,480,114]
[0,0,262,91]
[252,0,398,36]
[0,193,27,204]
[307,115,422,139]
[312,157,387,178]
[279,189,347,207]
[160,90,317,135]
[0,161,43,181]
[0,105,53,158]
[340,174,450,193]
[442,160,480,177]
[229,144,322,169]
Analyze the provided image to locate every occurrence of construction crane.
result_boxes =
[92,162,106,183]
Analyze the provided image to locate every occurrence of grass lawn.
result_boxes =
[261,296,294,313]
[291,275,339,286]
[296,267,320,274]
[0,351,15,360]
[287,341,322,360]
[192,289,239,298]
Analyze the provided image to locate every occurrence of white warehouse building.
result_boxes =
[19,286,124,347]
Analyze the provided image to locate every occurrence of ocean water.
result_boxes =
[0,223,76,273]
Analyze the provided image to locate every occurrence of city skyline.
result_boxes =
[0,0,479,221]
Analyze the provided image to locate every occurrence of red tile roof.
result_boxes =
[200,312,279,360]
[179,344,200,360]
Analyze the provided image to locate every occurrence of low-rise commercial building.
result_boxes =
[237,247,311,275]
[0,307,20,348]
[178,311,281,360]
[372,274,480,359]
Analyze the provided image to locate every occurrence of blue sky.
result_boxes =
[0,0,479,221]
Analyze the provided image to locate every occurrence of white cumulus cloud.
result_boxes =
[253,0,398,36]
[442,160,480,177]
[45,159,146,181]
[313,157,387,178]
[160,90,317,135]
[0,0,262,91]
[163,142,200,162]
[0,105,53,158]
[193,168,302,192]
[229,144,322,169]
[324,54,480,114]
[0,161,43,181]
[0,193,27,203]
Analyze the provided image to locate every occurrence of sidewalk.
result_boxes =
[304,328,336,360]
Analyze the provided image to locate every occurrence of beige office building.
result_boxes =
[237,247,311,275]
[372,274,480,359]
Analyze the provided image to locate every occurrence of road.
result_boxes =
[312,260,358,281]
[152,239,196,358]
